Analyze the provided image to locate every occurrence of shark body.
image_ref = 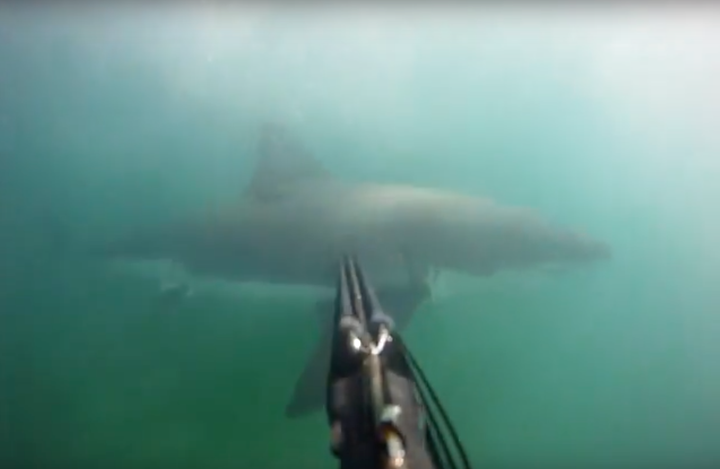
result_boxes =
[103,123,611,417]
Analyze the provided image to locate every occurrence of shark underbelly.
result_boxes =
[182,236,420,291]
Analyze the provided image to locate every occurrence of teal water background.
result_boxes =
[1,5,720,468]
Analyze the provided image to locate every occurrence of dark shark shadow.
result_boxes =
[284,284,430,419]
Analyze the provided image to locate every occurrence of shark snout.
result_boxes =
[595,241,613,259]
[565,232,612,261]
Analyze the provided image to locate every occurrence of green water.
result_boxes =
[2,5,720,468]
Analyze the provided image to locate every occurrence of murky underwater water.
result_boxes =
[1,5,720,468]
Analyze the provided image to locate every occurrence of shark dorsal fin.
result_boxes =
[246,123,330,201]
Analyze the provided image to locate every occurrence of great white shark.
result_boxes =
[102,123,611,418]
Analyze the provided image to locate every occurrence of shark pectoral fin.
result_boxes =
[425,267,440,303]
[284,298,335,419]
[285,284,431,419]
[397,249,438,300]
[284,330,333,418]
[375,284,432,328]
[398,250,426,286]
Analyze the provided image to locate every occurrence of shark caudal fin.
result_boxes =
[284,283,432,419]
